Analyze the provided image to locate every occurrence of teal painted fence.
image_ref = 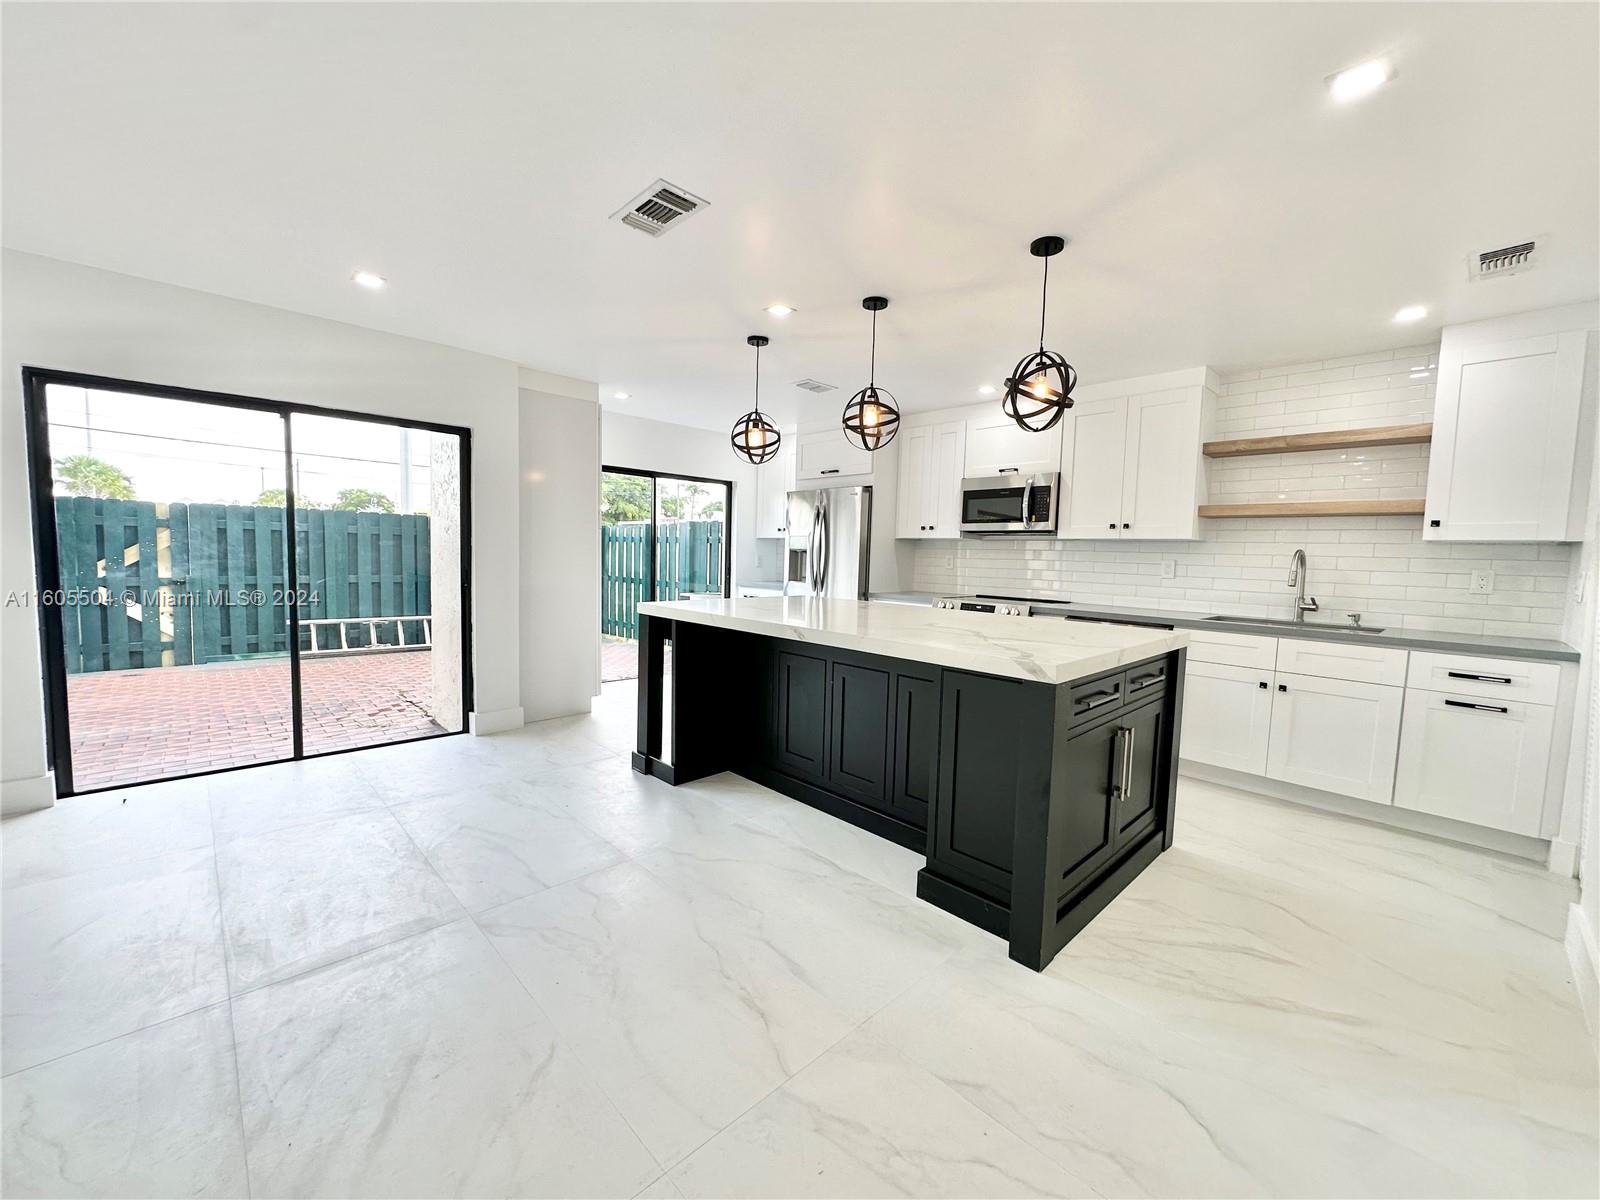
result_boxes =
[53,497,431,674]
[601,520,724,639]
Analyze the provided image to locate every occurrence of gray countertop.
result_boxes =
[867,592,1580,663]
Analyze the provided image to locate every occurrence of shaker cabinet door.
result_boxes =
[827,661,892,807]
[1180,661,1274,774]
[774,649,829,783]
[1266,672,1402,803]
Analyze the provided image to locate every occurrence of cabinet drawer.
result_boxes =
[1405,651,1560,707]
[1124,659,1170,699]
[1393,689,1554,836]
[1186,630,1277,670]
[1274,638,1407,686]
[1067,671,1125,725]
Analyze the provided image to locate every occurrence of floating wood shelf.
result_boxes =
[1203,422,1433,459]
[1198,499,1427,519]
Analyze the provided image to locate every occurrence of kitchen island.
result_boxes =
[632,596,1188,970]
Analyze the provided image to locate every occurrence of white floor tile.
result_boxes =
[2,847,228,1073]
[232,919,659,1198]
[215,809,463,991]
[1,1004,246,1199]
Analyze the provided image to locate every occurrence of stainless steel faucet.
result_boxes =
[1287,548,1319,623]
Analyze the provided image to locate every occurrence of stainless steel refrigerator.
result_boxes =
[784,486,872,599]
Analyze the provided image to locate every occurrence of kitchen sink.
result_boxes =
[1203,615,1388,633]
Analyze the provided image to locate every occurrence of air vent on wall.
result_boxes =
[611,179,709,237]
[1469,238,1540,281]
[793,378,837,393]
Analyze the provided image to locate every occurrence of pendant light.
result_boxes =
[1002,235,1076,433]
[730,334,782,465]
[841,296,901,452]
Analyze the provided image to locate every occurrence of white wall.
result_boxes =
[600,410,775,584]
[521,376,601,720]
[912,343,1576,640]
[0,252,595,811]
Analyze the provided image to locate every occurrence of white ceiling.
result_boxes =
[4,3,1597,431]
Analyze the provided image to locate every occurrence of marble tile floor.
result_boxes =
[2,680,1595,1198]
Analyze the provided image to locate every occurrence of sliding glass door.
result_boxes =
[599,467,730,684]
[24,370,471,796]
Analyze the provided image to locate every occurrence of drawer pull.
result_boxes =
[1447,671,1512,685]
[1258,681,1269,689]
[1076,689,1120,712]
[820,469,840,475]
[1445,699,1509,714]
[1129,671,1163,690]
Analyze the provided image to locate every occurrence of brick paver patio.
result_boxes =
[601,635,671,683]
[65,650,447,791]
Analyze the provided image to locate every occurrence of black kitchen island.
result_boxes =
[631,596,1187,971]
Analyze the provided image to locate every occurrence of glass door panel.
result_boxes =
[653,476,728,600]
[600,470,653,683]
[41,382,294,791]
[289,413,465,755]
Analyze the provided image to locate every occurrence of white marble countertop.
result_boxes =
[637,596,1187,685]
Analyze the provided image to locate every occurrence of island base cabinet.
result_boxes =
[1393,690,1554,836]
[1180,661,1273,774]
[1265,672,1402,804]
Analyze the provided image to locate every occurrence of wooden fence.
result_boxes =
[53,497,431,673]
[601,520,724,639]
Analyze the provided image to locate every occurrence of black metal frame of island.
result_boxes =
[631,611,1186,971]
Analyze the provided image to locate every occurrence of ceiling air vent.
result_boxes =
[793,378,837,393]
[1469,239,1540,281]
[611,179,709,237]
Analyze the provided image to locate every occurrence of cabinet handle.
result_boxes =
[998,467,1019,473]
[820,469,840,475]
[1110,726,1126,800]
[1258,681,1269,689]
[1429,519,1441,528]
[1123,726,1136,800]
[1130,671,1163,690]
[1278,683,1288,692]
[1447,671,1512,685]
[1445,699,1509,714]
[1122,523,1130,529]
[1108,522,1117,530]
[1077,689,1120,712]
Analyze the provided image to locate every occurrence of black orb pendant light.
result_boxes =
[841,296,901,452]
[1002,235,1077,433]
[730,334,782,465]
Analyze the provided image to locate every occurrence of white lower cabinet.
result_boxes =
[1264,672,1403,804]
[1393,690,1555,836]
[1181,661,1274,774]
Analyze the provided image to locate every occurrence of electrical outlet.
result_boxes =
[944,554,954,570]
[1161,559,1177,580]
[1470,569,1495,595]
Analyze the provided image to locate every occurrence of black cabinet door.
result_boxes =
[889,673,938,829]
[932,671,1025,900]
[827,661,891,807]
[774,649,829,783]
[1113,698,1166,850]
[1054,717,1121,900]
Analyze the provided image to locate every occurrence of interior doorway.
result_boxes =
[23,369,472,796]
[600,466,730,683]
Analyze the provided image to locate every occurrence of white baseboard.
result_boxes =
[1180,761,1550,863]
[470,706,526,736]
[1,771,57,817]
[1547,836,1581,878]
[1567,902,1599,1039]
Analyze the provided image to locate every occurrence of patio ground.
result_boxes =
[65,650,445,791]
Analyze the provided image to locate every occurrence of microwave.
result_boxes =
[959,472,1060,535]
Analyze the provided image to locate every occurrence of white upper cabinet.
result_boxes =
[754,441,795,539]
[896,420,965,539]
[794,427,874,482]
[1425,305,1597,542]
[1058,368,1214,540]
[962,410,1061,477]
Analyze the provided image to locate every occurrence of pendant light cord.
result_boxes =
[869,308,878,387]
[753,341,762,414]
[1038,256,1050,351]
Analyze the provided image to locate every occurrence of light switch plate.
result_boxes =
[944,554,954,569]
[1470,569,1495,595]
[1161,559,1177,580]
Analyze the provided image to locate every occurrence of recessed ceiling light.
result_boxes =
[977,384,997,396]
[764,304,795,318]
[612,391,631,400]
[1328,59,1393,104]
[351,269,386,290]
[1393,305,1428,324]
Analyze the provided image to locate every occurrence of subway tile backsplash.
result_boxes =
[911,343,1576,640]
